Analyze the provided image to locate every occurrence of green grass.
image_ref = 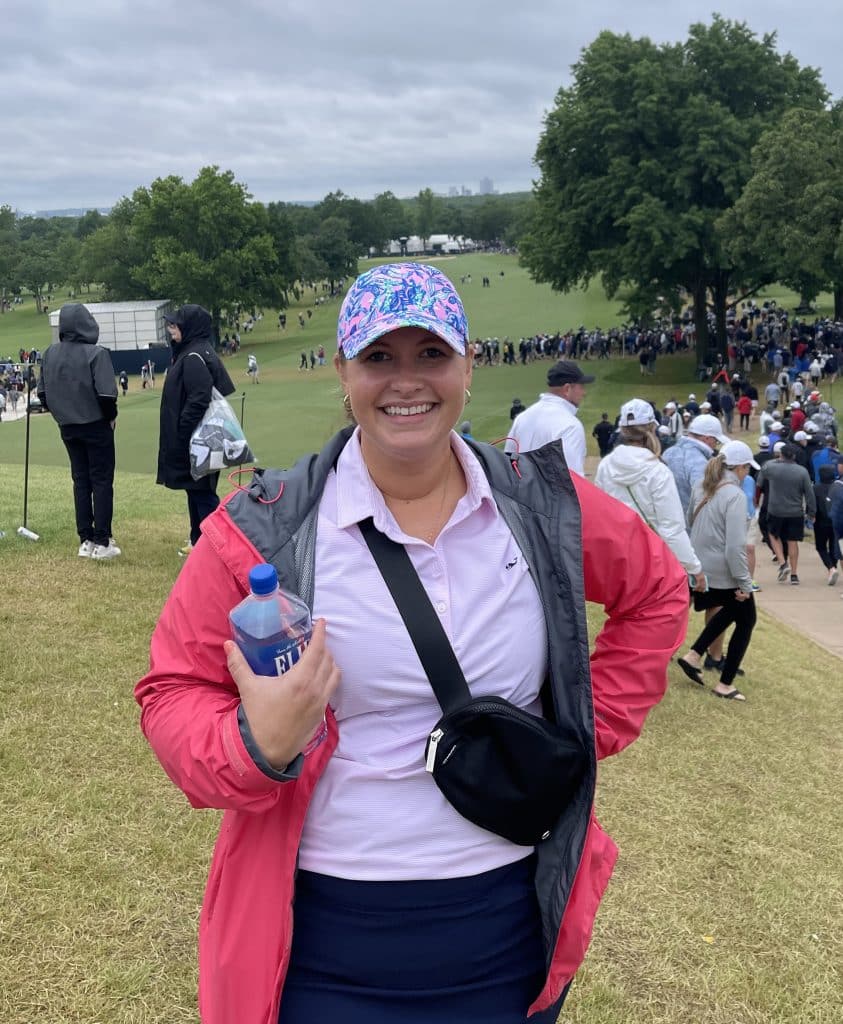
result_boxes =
[0,466,840,1023]
[1,261,841,1021]
[3,258,838,477]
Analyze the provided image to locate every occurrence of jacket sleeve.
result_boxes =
[573,475,689,760]
[649,465,702,574]
[134,520,287,812]
[802,469,817,516]
[179,351,213,439]
[722,492,753,592]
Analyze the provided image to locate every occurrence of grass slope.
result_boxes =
[1,259,840,1021]
[2,256,837,476]
[0,467,840,1023]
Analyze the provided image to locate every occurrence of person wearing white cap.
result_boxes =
[676,440,761,700]
[662,414,729,523]
[790,401,806,434]
[595,399,705,586]
[756,444,816,584]
[790,430,812,473]
[663,401,683,441]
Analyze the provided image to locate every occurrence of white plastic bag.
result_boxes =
[189,388,256,480]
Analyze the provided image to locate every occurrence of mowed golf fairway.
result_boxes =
[1,253,832,478]
[0,255,841,1024]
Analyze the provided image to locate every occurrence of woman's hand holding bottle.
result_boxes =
[225,619,341,770]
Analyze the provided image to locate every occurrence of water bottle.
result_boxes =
[229,563,327,755]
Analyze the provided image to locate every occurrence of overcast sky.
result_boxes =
[3,0,841,213]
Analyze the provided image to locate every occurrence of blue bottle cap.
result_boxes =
[248,563,278,596]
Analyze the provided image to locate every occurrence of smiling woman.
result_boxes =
[136,262,690,1024]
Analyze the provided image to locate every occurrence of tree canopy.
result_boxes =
[520,15,827,359]
[721,105,843,318]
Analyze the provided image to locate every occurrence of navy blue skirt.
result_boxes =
[278,855,568,1023]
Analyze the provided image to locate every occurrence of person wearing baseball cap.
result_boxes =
[676,438,761,700]
[756,442,816,584]
[663,400,683,442]
[662,414,730,522]
[790,430,812,473]
[595,398,704,584]
[504,358,595,474]
[137,260,690,1022]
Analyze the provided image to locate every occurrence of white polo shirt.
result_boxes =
[504,392,587,474]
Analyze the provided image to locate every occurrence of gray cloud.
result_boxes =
[2,0,840,211]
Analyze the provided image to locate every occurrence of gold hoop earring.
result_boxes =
[464,388,472,405]
[343,393,352,412]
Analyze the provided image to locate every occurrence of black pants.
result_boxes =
[814,522,840,569]
[186,477,219,545]
[60,420,115,545]
[691,588,756,685]
[740,413,750,430]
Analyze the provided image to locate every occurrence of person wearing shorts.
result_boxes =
[757,445,816,584]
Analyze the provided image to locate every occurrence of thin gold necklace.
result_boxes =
[382,455,453,543]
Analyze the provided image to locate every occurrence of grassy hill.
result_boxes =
[0,464,840,1023]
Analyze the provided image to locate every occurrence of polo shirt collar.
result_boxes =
[335,427,498,532]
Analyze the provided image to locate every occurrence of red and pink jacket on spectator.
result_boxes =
[136,431,689,1024]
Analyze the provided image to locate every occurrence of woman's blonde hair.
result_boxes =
[618,423,661,457]
[700,452,744,501]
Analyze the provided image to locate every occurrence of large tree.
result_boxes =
[0,205,18,312]
[521,16,826,361]
[721,105,843,318]
[129,166,292,334]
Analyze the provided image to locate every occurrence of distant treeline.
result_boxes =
[0,176,533,323]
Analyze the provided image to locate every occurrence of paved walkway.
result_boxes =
[749,543,843,659]
[583,455,843,661]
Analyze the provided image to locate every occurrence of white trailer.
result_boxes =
[48,300,173,373]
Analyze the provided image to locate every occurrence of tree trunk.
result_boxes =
[34,292,43,314]
[692,279,709,368]
[834,284,843,321]
[711,271,730,355]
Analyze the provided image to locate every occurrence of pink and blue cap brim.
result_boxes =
[337,262,468,358]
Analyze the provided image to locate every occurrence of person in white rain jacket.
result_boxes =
[596,398,703,582]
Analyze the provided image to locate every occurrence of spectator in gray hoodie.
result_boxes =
[37,304,120,560]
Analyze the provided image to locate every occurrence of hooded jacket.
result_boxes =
[662,435,714,524]
[136,431,688,1024]
[594,444,701,574]
[37,304,117,426]
[156,305,234,491]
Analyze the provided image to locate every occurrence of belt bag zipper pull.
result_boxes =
[425,728,444,773]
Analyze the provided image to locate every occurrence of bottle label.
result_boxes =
[274,636,309,675]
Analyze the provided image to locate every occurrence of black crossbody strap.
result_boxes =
[358,517,470,714]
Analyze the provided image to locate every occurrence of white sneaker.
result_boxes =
[178,541,193,558]
[78,540,95,558]
[108,537,122,555]
[829,567,839,586]
[91,542,121,560]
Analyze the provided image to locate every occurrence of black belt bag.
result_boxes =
[360,518,586,847]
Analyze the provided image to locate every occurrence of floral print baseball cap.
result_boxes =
[337,262,468,358]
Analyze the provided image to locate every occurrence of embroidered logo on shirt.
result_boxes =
[505,556,519,570]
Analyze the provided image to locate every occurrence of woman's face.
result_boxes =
[166,323,182,343]
[336,326,472,465]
